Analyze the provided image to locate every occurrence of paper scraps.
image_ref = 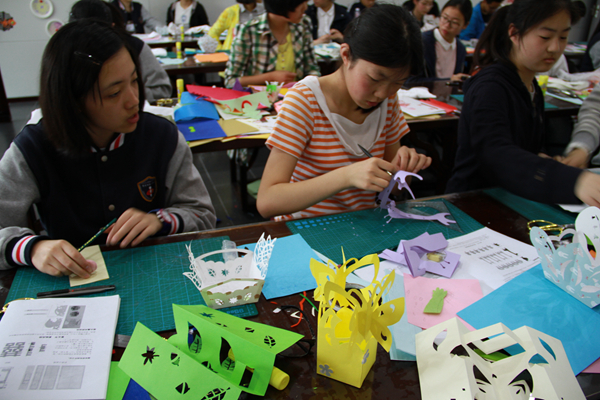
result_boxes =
[423,288,447,314]
[378,171,456,226]
[404,274,482,330]
[416,317,585,400]
[380,232,460,278]
[216,91,271,120]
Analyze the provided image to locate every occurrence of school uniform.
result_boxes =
[0,112,216,270]
[408,28,466,82]
[305,4,350,40]
[111,0,163,34]
[348,2,366,20]
[166,1,209,29]
[446,62,582,204]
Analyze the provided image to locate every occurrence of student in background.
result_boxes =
[111,0,163,33]
[305,0,349,45]
[166,0,209,30]
[257,5,431,220]
[348,0,376,20]
[208,0,265,51]
[0,20,216,277]
[410,0,471,82]
[402,0,437,31]
[224,0,319,88]
[446,0,600,207]
[72,0,171,102]
[559,84,600,168]
[459,0,502,41]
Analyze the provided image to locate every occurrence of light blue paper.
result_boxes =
[241,234,318,299]
[458,264,600,375]
[382,272,419,361]
[180,91,202,104]
[174,101,219,122]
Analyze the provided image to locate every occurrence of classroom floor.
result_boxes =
[0,102,437,230]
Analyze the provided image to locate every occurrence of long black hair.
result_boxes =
[40,20,144,156]
[474,0,582,70]
[344,4,423,75]
[264,0,306,17]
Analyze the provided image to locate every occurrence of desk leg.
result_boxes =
[232,148,261,213]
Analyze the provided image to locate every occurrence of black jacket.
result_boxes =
[446,62,582,204]
[305,4,350,40]
[166,1,209,27]
[112,0,145,34]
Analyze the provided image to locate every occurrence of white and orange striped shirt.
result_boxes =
[266,78,409,220]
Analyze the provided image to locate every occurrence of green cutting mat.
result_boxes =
[6,237,228,335]
[484,188,576,225]
[287,200,483,264]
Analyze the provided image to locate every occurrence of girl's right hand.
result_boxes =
[31,240,97,279]
[343,157,394,192]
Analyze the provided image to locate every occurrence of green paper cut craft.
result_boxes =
[216,91,271,120]
[423,288,447,314]
[119,322,242,400]
[168,304,303,396]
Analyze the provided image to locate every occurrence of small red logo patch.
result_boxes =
[138,176,157,202]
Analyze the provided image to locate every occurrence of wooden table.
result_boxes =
[1,190,599,398]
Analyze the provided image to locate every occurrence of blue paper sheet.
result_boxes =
[241,234,318,300]
[177,119,225,141]
[458,264,600,375]
[174,101,219,122]
[380,272,420,361]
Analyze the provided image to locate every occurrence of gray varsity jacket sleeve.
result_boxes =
[565,83,600,156]
[163,131,217,232]
[0,143,42,270]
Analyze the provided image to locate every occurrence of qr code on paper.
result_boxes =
[0,342,25,357]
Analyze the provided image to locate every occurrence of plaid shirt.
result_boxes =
[224,13,320,88]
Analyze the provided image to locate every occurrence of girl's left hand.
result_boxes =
[106,208,162,248]
[393,146,432,173]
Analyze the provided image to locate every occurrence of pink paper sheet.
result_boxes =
[583,358,600,373]
[404,274,483,329]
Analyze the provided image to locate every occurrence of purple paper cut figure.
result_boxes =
[380,232,460,278]
[378,171,455,226]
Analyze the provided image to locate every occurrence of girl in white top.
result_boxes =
[258,5,431,219]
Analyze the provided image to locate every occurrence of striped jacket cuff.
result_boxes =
[6,235,45,268]
[152,209,183,236]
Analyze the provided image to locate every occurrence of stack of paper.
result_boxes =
[398,96,446,117]
[0,296,120,400]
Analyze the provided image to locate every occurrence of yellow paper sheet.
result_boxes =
[217,119,259,137]
[194,53,229,63]
[187,138,221,148]
[70,245,109,287]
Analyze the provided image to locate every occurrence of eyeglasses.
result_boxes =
[440,14,462,28]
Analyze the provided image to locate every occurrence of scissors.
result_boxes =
[526,220,574,235]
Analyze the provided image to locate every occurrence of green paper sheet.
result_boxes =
[107,362,130,400]
[169,304,303,396]
[120,322,243,400]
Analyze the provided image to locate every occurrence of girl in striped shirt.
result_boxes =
[257,4,431,220]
